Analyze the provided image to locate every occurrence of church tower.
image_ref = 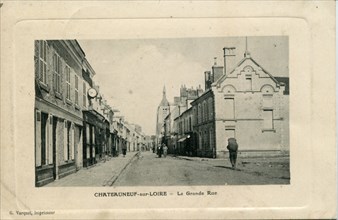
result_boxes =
[156,86,170,145]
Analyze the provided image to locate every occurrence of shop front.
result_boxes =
[82,110,106,167]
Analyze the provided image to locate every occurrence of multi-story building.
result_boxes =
[174,107,195,156]
[162,85,203,154]
[192,47,289,158]
[35,40,90,186]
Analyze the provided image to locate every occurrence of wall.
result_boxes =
[213,57,289,157]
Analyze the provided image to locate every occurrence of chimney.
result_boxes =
[204,71,212,90]
[223,47,236,75]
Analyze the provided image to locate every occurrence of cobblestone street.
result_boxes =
[113,151,290,186]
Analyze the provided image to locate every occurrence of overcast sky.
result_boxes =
[78,36,288,135]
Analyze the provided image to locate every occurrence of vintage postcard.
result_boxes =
[0,1,336,219]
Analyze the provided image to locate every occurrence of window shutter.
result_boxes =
[64,120,67,161]
[92,127,95,157]
[71,123,75,160]
[49,115,53,164]
[45,115,50,165]
[35,110,42,167]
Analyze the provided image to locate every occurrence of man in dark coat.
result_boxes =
[157,145,163,158]
[227,138,238,169]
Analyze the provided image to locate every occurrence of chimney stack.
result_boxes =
[223,47,236,75]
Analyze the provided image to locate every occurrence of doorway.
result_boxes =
[52,117,58,180]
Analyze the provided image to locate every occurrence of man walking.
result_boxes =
[227,138,238,169]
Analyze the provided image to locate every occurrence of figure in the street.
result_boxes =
[157,145,163,158]
[122,144,127,157]
[163,144,168,158]
[227,138,238,169]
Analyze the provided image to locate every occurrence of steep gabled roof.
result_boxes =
[214,56,280,86]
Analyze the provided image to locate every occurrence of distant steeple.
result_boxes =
[159,85,169,106]
[163,85,166,97]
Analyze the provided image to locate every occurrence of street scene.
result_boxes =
[34,36,289,187]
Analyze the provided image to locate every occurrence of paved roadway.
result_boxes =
[113,151,289,186]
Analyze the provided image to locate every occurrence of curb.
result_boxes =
[103,151,140,186]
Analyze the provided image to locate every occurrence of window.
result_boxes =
[225,129,235,139]
[201,104,204,123]
[52,53,62,93]
[36,112,54,167]
[209,98,213,120]
[75,75,79,105]
[224,98,235,119]
[40,113,48,165]
[64,121,69,161]
[205,101,208,122]
[209,129,213,149]
[263,94,273,108]
[83,82,87,107]
[65,66,71,100]
[245,75,252,91]
[38,41,47,84]
[263,110,274,130]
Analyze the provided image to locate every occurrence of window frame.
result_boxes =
[75,74,79,106]
[52,52,62,96]
[38,41,48,86]
[65,65,71,102]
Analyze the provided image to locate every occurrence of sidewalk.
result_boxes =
[46,151,140,187]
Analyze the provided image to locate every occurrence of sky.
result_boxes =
[78,36,288,136]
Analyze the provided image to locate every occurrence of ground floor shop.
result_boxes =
[35,99,82,187]
[82,110,109,167]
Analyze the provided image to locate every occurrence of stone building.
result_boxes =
[174,107,195,156]
[192,47,289,158]
[162,85,203,154]
[34,40,89,186]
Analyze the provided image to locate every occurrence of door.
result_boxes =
[52,117,58,180]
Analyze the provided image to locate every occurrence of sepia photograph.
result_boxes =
[34,36,290,187]
[1,1,336,219]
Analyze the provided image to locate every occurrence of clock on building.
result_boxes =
[87,88,98,98]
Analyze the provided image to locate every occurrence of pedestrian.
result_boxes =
[163,144,168,158]
[157,145,163,158]
[122,144,127,157]
[227,138,238,169]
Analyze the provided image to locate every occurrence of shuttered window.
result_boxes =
[65,66,71,100]
[75,75,79,105]
[52,53,62,93]
[83,82,86,107]
[38,41,47,84]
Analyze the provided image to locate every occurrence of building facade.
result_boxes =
[35,40,87,186]
[191,48,289,158]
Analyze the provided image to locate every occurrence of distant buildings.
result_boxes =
[34,40,148,186]
[157,44,289,158]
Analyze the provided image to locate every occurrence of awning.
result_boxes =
[178,137,187,143]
